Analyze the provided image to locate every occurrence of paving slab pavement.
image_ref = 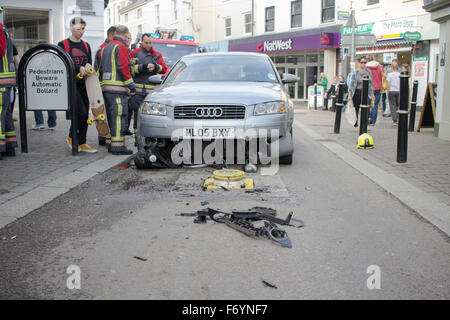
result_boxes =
[294,102,450,235]
[0,109,133,228]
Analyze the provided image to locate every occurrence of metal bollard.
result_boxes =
[314,83,318,110]
[334,81,345,134]
[408,80,419,132]
[359,76,370,135]
[397,71,410,163]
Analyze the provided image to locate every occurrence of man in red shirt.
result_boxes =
[366,55,384,126]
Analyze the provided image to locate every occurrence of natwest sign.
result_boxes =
[258,38,293,52]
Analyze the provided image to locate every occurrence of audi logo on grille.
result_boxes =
[195,107,223,118]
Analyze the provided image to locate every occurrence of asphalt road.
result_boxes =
[0,122,449,300]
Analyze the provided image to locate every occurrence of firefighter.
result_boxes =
[127,33,168,135]
[58,17,97,153]
[94,26,116,147]
[0,24,18,160]
[98,25,136,155]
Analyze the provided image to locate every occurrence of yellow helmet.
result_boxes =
[357,133,374,149]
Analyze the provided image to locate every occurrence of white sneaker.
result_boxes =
[31,123,45,130]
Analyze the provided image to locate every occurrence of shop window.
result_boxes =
[307,55,318,63]
[287,55,297,64]
[320,53,324,63]
[265,6,275,32]
[277,67,285,74]
[275,56,286,63]
[291,1,302,28]
[4,8,49,56]
[225,17,231,37]
[322,0,335,23]
[76,0,92,11]
[243,13,252,34]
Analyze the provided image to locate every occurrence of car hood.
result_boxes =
[145,81,286,106]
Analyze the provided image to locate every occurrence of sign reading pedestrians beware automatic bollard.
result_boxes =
[25,51,70,111]
[18,44,77,154]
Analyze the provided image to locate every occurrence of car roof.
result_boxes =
[182,52,269,59]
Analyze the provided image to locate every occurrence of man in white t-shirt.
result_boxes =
[386,64,400,125]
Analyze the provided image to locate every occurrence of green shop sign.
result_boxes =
[402,31,422,41]
[341,23,375,35]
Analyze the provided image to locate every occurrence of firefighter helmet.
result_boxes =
[357,133,374,149]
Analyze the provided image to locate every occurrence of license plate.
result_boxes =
[183,127,235,139]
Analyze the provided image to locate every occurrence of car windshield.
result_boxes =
[151,42,197,68]
[164,55,279,83]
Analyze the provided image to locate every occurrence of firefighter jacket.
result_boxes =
[99,36,135,93]
[130,47,167,91]
[0,30,16,87]
[94,38,110,72]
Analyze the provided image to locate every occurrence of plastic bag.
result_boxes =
[345,97,356,125]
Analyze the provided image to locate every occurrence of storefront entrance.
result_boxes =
[270,51,324,101]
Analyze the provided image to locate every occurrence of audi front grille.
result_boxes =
[174,105,246,120]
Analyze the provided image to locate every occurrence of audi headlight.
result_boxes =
[141,101,167,116]
[253,101,286,115]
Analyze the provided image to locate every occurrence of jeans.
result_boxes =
[34,110,57,128]
[382,92,388,113]
[369,90,381,125]
[388,91,400,122]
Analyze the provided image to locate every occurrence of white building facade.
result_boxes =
[104,0,195,42]
[2,0,105,59]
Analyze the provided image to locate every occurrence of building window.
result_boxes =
[137,8,142,19]
[125,13,128,23]
[265,6,275,32]
[322,0,335,23]
[367,0,379,5]
[291,1,302,28]
[116,5,121,23]
[155,4,160,25]
[172,0,178,20]
[243,12,252,34]
[107,8,111,24]
[225,17,231,37]
[138,24,142,35]
[76,0,92,11]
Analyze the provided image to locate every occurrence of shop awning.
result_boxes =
[356,39,413,55]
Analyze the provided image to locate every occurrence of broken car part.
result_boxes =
[264,221,292,248]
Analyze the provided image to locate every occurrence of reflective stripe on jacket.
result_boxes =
[130,47,166,86]
[99,36,135,92]
[0,31,16,87]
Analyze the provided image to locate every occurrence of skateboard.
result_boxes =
[78,64,110,137]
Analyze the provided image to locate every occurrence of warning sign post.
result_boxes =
[18,44,78,155]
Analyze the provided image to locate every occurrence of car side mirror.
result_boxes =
[148,74,164,84]
[281,73,299,84]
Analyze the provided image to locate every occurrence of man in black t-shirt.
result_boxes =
[58,17,97,153]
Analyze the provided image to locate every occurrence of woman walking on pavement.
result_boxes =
[318,72,328,110]
[348,56,374,128]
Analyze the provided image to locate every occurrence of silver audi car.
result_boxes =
[134,52,298,169]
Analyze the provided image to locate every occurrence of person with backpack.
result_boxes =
[58,17,97,153]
